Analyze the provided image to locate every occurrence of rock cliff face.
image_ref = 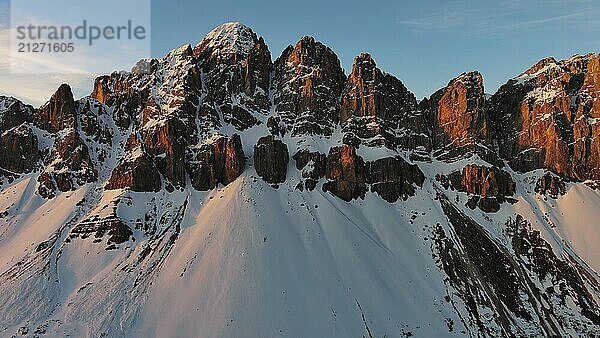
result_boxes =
[340,53,430,151]
[447,164,516,212]
[194,22,272,131]
[0,96,34,131]
[490,54,600,180]
[37,130,98,198]
[535,172,566,198]
[273,36,345,136]
[254,135,289,184]
[366,156,424,202]
[186,134,245,190]
[419,71,498,164]
[430,71,491,149]
[35,84,77,132]
[323,145,367,201]
[106,153,162,192]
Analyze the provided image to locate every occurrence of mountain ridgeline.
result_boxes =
[1,22,600,337]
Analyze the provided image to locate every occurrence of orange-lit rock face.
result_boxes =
[433,71,490,149]
[35,83,77,133]
[446,164,515,212]
[323,145,367,201]
[273,36,345,136]
[491,53,600,180]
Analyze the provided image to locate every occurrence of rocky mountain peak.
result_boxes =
[194,22,260,59]
[340,53,426,150]
[0,96,34,131]
[422,71,490,155]
[34,83,77,132]
[273,35,345,136]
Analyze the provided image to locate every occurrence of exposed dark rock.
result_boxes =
[293,149,326,191]
[106,153,162,192]
[447,164,516,212]
[254,135,288,184]
[273,36,345,136]
[37,130,97,198]
[79,99,113,145]
[0,96,34,131]
[0,125,39,174]
[535,172,566,198]
[194,22,272,131]
[340,53,430,150]
[186,134,246,190]
[508,215,600,326]
[323,145,367,201]
[70,215,133,246]
[141,118,188,189]
[34,84,77,132]
[365,156,424,202]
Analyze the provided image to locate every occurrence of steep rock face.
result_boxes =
[273,36,345,136]
[293,149,326,191]
[535,172,566,198]
[447,164,516,212]
[490,54,600,180]
[186,134,246,190]
[106,153,162,192]
[323,145,367,201]
[140,118,188,190]
[254,135,288,184]
[194,22,272,131]
[340,53,430,151]
[0,97,37,182]
[0,96,34,131]
[0,125,38,174]
[419,71,497,165]
[34,84,77,132]
[431,71,490,149]
[365,157,425,203]
[37,130,97,198]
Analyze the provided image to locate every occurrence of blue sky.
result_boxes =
[1,0,599,104]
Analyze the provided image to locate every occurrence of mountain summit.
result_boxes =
[0,23,600,337]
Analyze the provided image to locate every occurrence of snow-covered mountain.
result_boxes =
[1,22,600,337]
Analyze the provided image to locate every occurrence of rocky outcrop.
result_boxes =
[70,215,133,247]
[293,149,326,191]
[429,71,490,149]
[254,135,288,184]
[490,53,600,181]
[37,130,97,198]
[366,157,424,202]
[535,172,566,198]
[186,134,245,190]
[273,36,345,136]
[340,53,430,150]
[194,22,272,131]
[323,145,367,201]
[106,153,162,192]
[0,96,34,131]
[447,164,516,212]
[0,125,38,175]
[141,118,188,190]
[34,84,77,132]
